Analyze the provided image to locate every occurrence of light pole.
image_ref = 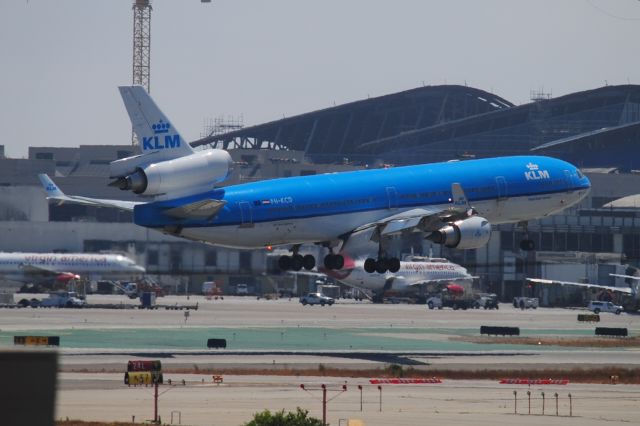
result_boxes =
[300,383,347,426]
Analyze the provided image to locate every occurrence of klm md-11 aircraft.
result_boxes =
[40,86,591,274]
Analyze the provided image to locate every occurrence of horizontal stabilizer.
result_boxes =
[38,173,140,212]
[163,199,226,220]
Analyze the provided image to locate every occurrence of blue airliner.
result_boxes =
[39,86,591,274]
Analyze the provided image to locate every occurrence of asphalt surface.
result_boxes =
[2,295,639,425]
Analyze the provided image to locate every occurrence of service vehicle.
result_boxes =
[299,292,335,306]
[474,293,499,309]
[587,300,623,315]
[513,297,538,309]
[426,296,443,310]
[426,295,471,310]
[31,291,85,308]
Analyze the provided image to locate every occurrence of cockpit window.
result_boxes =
[576,169,584,179]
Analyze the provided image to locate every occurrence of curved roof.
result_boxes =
[192,85,514,161]
[357,85,640,162]
[193,84,640,169]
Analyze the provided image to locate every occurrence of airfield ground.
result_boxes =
[1,295,639,425]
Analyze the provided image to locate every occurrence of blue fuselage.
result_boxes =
[134,155,591,248]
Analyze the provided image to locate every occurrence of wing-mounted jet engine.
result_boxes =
[426,215,491,249]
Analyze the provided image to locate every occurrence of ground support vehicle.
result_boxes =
[299,293,335,306]
[513,297,538,309]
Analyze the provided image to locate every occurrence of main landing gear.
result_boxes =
[278,253,315,271]
[278,244,346,271]
[363,257,400,274]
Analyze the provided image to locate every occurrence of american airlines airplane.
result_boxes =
[39,86,591,274]
[323,255,475,302]
[0,252,145,285]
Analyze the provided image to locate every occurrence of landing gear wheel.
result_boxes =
[278,255,291,271]
[302,254,315,271]
[375,258,388,274]
[520,239,535,251]
[333,254,344,270]
[290,254,304,271]
[388,257,401,273]
[324,254,335,269]
[364,258,377,273]
[324,254,344,270]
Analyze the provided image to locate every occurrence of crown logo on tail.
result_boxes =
[152,120,171,134]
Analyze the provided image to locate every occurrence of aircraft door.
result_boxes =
[493,176,508,218]
[386,187,398,209]
[563,170,573,192]
[495,176,507,200]
[238,201,253,228]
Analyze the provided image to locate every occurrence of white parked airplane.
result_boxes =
[320,255,475,302]
[0,252,145,285]
[39,86,591,274]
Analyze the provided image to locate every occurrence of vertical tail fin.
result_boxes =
[119,86,195,158]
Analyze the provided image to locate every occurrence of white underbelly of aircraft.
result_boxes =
[178,209,397,249]
[169,189,586,249]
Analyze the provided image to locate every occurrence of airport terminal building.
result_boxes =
[2,84,640,303]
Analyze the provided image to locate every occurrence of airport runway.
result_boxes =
[1,295,639,424]
[55,373,640,425]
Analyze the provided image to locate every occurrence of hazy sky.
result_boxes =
[1,0,639,158]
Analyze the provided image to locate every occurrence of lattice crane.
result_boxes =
[130,0,211,145]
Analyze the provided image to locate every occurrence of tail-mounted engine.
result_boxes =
[109,149,233,197]
[427,216,491,249]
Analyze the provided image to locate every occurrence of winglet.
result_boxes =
[451,183,470,209]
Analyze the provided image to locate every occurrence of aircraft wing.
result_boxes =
[407,276,477,286]
[286,270,325,278]
[527,278,633,295]
[610,273,640,281]
[38,174,141,212]
[19,263,64,277]
[351,183,473,238]
[352,206,468,238]
[162,199,227,220]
